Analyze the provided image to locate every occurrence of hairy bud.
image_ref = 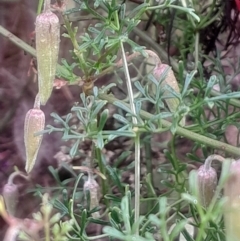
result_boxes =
[2,184,19,216]
[197,165,217,208]
[24,108,45,173]
[153,63,185,126]
[224,160,240,241]
[35,9,60,105]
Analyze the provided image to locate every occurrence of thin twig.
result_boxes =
[99,92,240,157]
[0,25,36,57]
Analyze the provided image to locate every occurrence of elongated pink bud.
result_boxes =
[197,165,217,207]
[153,63,185,126]
[224,160,240,241]
[24,108,45,173]
[195,155,224,208]
[35,8,60,105]
[2,184,19,216]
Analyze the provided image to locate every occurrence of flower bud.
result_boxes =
[24,108,45,173]
[224,160,240,241]
[3,227,20,241]
[153,63,185,126]
[35,9,60,105]
[196,165,217,208]
[2,184,19,216]
[84,175,100,218]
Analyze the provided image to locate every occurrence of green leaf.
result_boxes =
[48,166,62,185]
[53,199,69,215]
[205,75,218,97]
[80,209,87,235]
[98,109,109,131]
[96,132,104,149]
[91,100,107,119]
[72,173,84,203]
[103,226,125,240]
[114,101,136,116]
[104,194,121,203]
[169,220,188,240]
[110,207,122,224]
[181,70,197,97]
[113,114,130,124]
[114,151,132,168]
[180,227,195,241]
[121,196,131,233]
[104,161,125,194]
[69,139,81,158]
[88,217,109,225]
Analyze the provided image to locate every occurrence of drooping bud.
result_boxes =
[2,184,19,216]
[84,173,100,218]
[195,155,225,208]
[35,4,60,105]
[153,63,185,126]
[224,160,240,241]
[24,107,45,173]
[196,165,217,208]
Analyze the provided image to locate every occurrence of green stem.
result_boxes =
[0,25,78,81]
[37,0,44,14]
[146,4,200,22]
[98,93,240,157]
[2,24,240,109]
[95,148,109,207]
[0,25,36,56]
[43,0,51,12]
[62,15,89,77]
[7,171,28,185]
[120,42,141,233]
[132,27,240,109]
[144,136,153,183]
[194,32,200,70]
[86,234,109,240]
[203,154,225,170]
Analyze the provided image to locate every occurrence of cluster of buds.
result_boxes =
[152,63,185,126]
[24,0,59,173]
[191,155,240,240]
[35,0,60,105]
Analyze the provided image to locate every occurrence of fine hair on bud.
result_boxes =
[196,165,217,208]
[2,183,19,216]
[24,108,45,173]
[35,4,60,105]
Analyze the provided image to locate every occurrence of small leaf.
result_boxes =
[103,226,125,239]
[69,139,80,158]
[98,109,109,131]
[114,101,136,116]
[80,209,87,235]
[91,100,107,119]
[113,114,130,124]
